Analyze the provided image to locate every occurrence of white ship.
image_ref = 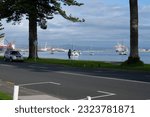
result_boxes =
[0,36,15,53]
[115,43,128,55]
[71,50,80,57]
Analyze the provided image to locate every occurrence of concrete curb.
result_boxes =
[0,80,61,100]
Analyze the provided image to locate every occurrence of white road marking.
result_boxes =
[81,90,116,100]
[57,71,150,85]
[19,81,61,86]
[97,90,116,95]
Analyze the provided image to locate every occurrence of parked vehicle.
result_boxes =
[4,50,24,62]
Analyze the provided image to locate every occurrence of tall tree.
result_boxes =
[0,21,4,39]
[124,0,143,65]
[0,0,84,58]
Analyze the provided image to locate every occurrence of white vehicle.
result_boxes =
[4,50,24,62]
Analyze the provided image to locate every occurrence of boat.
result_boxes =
[139,48,150,53]
[38,42,48,52]
[0,37,7,52]
[118,51,128,55]
[0,36,15,53]
[115,43,128,55]
[71,50,80,57]
[89,51,94,56]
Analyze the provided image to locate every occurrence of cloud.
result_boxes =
[39,1,130,43]
[1,0,150,48]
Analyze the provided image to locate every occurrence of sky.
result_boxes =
[1,0,150,49]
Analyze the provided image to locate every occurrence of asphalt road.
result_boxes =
[0,60,150,100]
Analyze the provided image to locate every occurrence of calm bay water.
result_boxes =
[21,50,150,64]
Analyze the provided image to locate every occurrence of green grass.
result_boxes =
[26,58,117,68]
[0,56,3,59]
[0,91,12,100]
[26,58,150,72]
[1,55,150,72]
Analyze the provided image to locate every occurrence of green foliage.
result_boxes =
[1,55,150,72]
[0,0,85,58]
[0,0,85,27]
[0,21,4,38]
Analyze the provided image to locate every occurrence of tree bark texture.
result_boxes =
[129,0,139,59]
[28,14,38,58]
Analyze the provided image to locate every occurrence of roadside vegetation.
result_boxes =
[26,58,150,72]
[0,91,12,100]
[1,56,150,72]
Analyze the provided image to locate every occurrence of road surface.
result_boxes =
[0,60,150,100]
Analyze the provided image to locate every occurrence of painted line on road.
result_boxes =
[97,90,116,95]
[19,81,61,86]
[90,91,116,100]
[57,71,150,85]
[81,90,116,100]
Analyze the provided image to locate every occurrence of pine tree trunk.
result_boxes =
[125,0,143,65]
[28,14,38,59]
[122,0,143,66]
[129,0,139,58]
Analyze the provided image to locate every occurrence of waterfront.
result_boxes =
[20,50,150,64]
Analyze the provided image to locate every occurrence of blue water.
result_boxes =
[12,39,150,64]
[21,50,150,64]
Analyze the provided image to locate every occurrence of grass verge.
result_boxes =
[1,56,150,72]
[0,91,12,100]
[26,58,150,72]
